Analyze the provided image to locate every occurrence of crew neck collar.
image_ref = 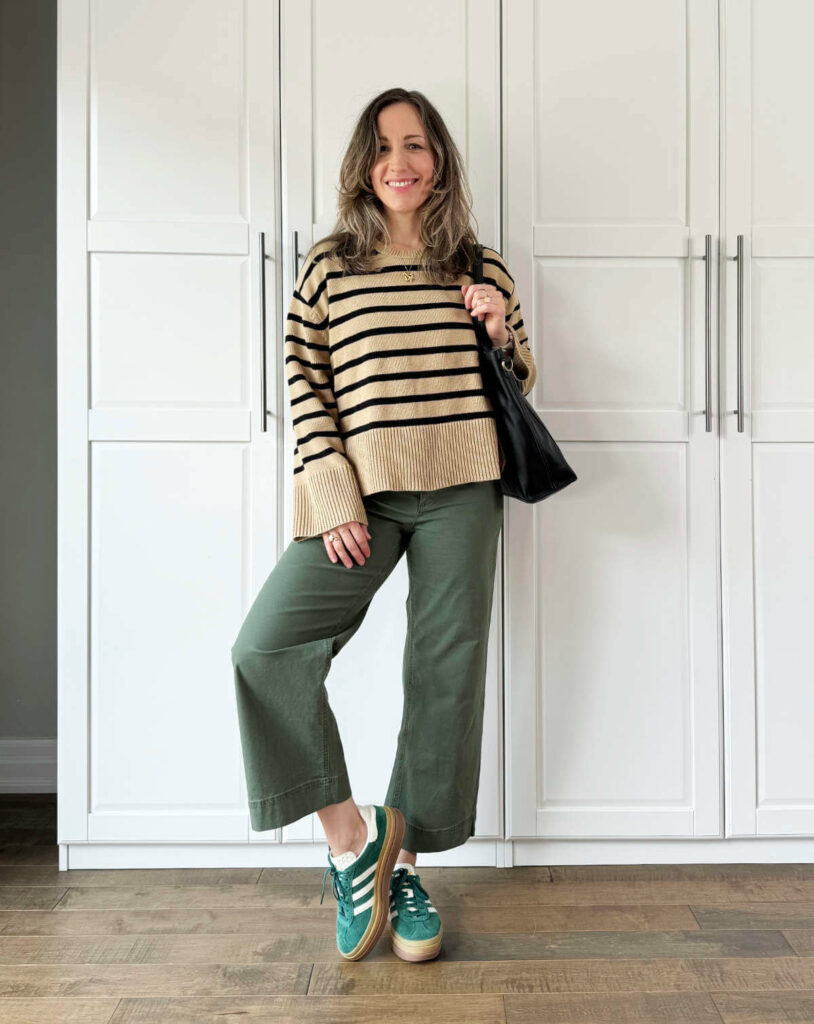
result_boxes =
[374,242,426,258]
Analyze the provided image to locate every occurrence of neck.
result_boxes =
[382,213,422,250]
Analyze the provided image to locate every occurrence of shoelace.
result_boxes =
[391,867,432,919]
[320,863,352,920]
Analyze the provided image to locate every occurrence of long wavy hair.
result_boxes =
[317,88,481,285]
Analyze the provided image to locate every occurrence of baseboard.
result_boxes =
[58,835,814,870]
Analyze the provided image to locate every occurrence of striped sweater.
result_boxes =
[285,240,537,542]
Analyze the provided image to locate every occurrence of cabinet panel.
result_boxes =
[90,253,249,408]
[505,0,722,839]
[58,0,278,845]
[534,0,687,225]
[750,1,814,226]
[88,444,249,841]
[753,449,814,819]
[89,0,246,220]
[536,444,695,837]
[722,0,814,838]
[537,259,686,409]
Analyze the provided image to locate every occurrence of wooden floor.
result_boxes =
[2,796,814,1023]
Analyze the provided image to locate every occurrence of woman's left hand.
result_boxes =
[461,282,508,348]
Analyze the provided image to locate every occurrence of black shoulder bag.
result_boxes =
[472,244,577,502]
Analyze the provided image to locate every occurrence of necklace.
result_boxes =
[378,243,420,281]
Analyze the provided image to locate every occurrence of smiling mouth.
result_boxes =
[386,179,419,189]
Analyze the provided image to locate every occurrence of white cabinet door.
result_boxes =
[504,0,723,839]
[58,0,278,843]
[722,0,814,838]
[278,0,507,849]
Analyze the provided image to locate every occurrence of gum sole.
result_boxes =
[391,923,444,962]
[342,805,406,961]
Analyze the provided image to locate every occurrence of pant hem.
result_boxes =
[248,772,352,833]
[400,812,477,854]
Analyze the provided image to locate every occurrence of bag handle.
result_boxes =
[470,243,493,357]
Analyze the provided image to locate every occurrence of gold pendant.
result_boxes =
[403,270,415,282]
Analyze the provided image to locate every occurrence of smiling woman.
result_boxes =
[231,85,535,965]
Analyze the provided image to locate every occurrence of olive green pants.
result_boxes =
[230,479,504,853]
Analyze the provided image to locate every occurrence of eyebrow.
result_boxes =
[379,134,425,141]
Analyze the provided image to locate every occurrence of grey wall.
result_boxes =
[0,0,57,739]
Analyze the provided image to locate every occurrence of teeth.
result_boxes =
[388,179,417,188]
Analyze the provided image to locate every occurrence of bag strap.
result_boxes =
[472,242,483,284]
[470,244,492,357]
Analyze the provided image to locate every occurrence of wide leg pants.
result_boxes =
[230,478,504,853]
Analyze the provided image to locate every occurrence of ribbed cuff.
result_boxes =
[291,460,368,542]
[512,340,536,396]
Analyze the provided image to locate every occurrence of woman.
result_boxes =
[231,87,536,963]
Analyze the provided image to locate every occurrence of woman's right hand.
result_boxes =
[322,521,371,567]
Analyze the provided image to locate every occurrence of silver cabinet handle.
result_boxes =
[736,234,744,433]
[704,233,712,433]
[292,228,300,291]
[258,230,271,432]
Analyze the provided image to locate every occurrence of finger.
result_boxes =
[474,291,495,318]
[348,523,371,557]
[323,536,339,563]
[328,532,353,568]
[332,537,353,569]
[339,528,366,566]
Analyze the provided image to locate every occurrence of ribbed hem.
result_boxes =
[292,461,368,542]
[346,416,502,496]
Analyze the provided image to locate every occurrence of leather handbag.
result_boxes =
[471,243,577,503]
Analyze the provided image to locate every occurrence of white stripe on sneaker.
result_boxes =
[351,862,376,887]
[348,859,380,916]
[354,894,374,916]
[354,877,375,900]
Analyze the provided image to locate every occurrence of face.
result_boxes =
[370,102,435,218]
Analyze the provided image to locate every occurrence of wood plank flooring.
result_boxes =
[2,795,814,1022]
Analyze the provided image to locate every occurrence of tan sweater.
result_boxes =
[286,240,537,541]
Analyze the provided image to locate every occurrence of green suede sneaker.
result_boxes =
[319,803,405,961]
[389,862,443,961]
